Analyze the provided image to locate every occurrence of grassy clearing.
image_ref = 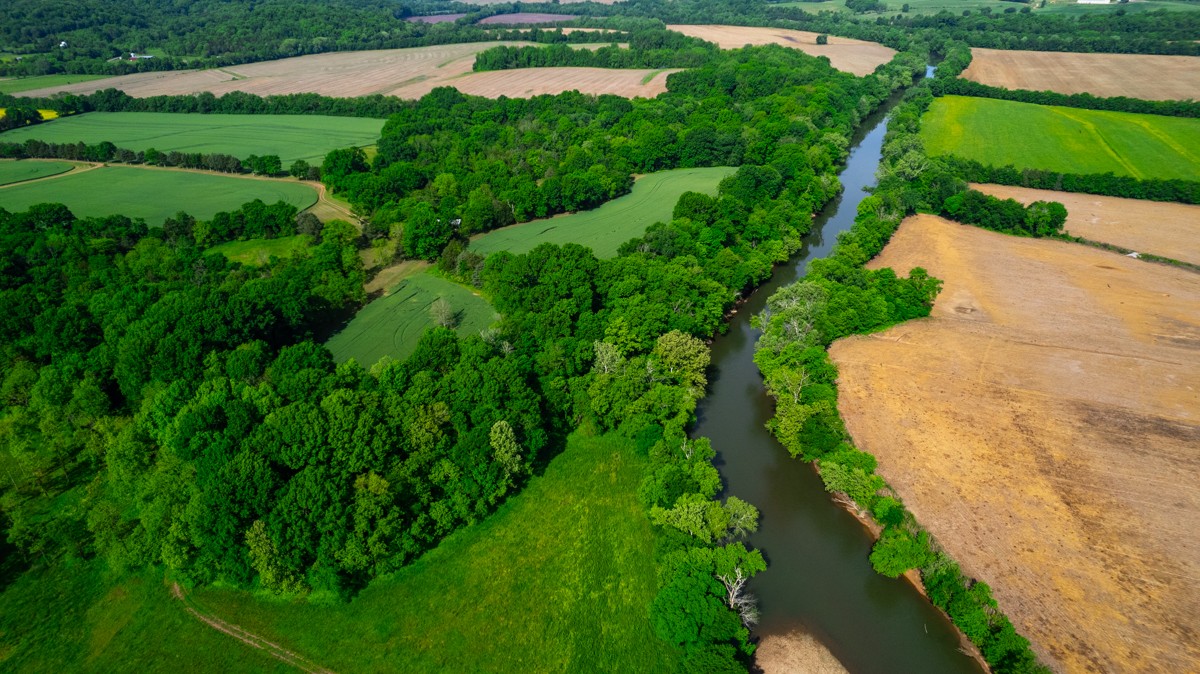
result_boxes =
[0,112,384,164]
[0,561,288,673]
[473,166,736,259]
[0,160,73,186]
[326,272,497,367]
[922,95,1200,181]
[0,166,317,224]
[0,74,110,94]
[207,234,313,266]
[190,431,677,674]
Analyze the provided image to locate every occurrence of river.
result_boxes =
[691,79,984,674]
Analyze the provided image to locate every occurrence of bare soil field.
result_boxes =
[756,631,849,674]
[16,44,665,100]
[476,13,580,24]
[17,43,528,99]
[960,48,1200,101]
[973,183,1200,265]
[666,25,894,76]
[444,66,676,98]
[830,215,1200,674]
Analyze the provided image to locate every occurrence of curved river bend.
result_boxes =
[692,84,984,674]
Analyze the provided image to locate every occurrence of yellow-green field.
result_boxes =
[472,166,736,259]
[921,95,1200,181]
[206,234,313,266]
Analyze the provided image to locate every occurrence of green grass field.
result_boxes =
[190,431,677,673]
[0,112,385,164]
[0,167,318,224]
[922,95,1200,181]
[326,272,498,367]
[0,74,110,94]
[207,234,313,266]
[0,160,73,186]
[0,561,288,673]
[472,166,737,259]
[0,432,672,673]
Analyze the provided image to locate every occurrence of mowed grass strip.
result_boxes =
[0,166,317,224]
[472,166,737,259]
[921,95,1200,181]
[0,112,384,164]
[326,272,497,367]
[0,159,73,186]
[207,234,313,266]
[189,431,678,674]
[0,74,111,94]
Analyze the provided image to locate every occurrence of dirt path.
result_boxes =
[171,583,336,674]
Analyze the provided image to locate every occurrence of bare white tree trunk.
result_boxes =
[718,567,760,628]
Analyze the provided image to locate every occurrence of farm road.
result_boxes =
[172,583,336,674]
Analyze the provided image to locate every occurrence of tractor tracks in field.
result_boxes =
[171,583,337,674]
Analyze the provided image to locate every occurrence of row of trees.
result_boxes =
[0,138,309,179]
[753,84,1049,674]
[943,156,1200,205]
[941,190,1067,237]
[472,41,716,72]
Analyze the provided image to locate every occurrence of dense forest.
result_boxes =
[0,43,925,671]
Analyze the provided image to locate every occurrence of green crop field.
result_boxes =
[0,112,385,164]
[0,74,110,94]
[207,234,313,266]
[0,160,73,186]
[326,272,498,367]
[190,431,678,673]
[472,166,737,259]
[922,95,1200,181]
[0,166,318,224]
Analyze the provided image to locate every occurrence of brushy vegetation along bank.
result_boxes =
[754,85,1049,674]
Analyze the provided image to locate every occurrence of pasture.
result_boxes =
[0,167,317,224]
[472,166,736,258]
[666,24,895,76]
[921,96,1200,181]
[0,112,384,164]
[190,431,678,673]
[207,234,313,266]
[0,160,73,186]
[0,74,109,94]
[831,214,1200,673]
[972,183,1200,265]
[960,48,1200,101]
[325,272,497,366]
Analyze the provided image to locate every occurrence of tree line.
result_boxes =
[944,156,1200,205]
[753,83,1050,674]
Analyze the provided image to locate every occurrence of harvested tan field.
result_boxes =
[443,67,677,99]
[961,48,1200,101]
[17,44,665,100]
[973,183,1200,265]
[755,631,849,674]
[17,43,531,99]
[830,214,1200,673]
[666,24,894,76]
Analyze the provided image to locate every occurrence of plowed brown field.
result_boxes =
[666,25,894,76]
[829,215,1200,674]
[973,183,1200,266]
[960,48,1200,101]
[16,43,668,100]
